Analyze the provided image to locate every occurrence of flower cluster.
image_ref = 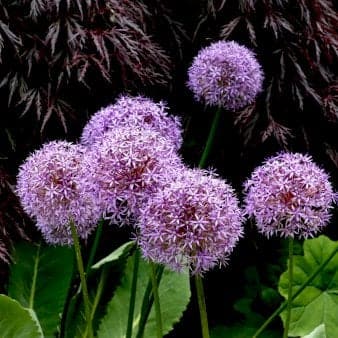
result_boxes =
[138,169,244,274]
[80,127,184,224]
[244,152,336,238]
[16,141,102,245]
[80,95,182,151]
[16,37,336,281]
[187,40,264,111]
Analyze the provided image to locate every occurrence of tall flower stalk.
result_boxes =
[16,141,104,336]
[126,249,141,338]
[185,40,263,337]
[139,168,244,338]
[198,108,222,168]
[283,237,294,338]
[244,152,336,336]
[70,221,93,338]
[150,262,163,338]
[80,96,184,338]
[195,275,210,338]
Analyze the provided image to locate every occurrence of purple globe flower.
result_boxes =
[187,40,264,111]
[16,141,102,245]
[80,95,182,151]
[138,168,244,275]
[244,152,336,238]
[80,127,184,225]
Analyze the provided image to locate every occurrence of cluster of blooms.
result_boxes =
[80,95,182,151]
[244,152,336,238]
[16,40,336,275]
[138,169,244,274]
[16,96,183,245]
[16,92,245,274]
[187,40,264,111]
[16,141,101,245]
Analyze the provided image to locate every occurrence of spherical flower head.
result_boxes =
[244,152,336,239]
[80,95,182,151]
[16,141,102,245]
[187,40,264,111]
[138,168,244,275]
[81,127,184,225]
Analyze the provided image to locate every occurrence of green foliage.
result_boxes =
[8,242,74,337]
[233,265,282,324]
[97,252,191,338]
[279,235,338,337]
[303,324,327,338]
[91,241,135,270]
[64,241,135,337]
[210,264,282,338]
[0,294,43,338]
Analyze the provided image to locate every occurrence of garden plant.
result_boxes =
[0,1,337,338]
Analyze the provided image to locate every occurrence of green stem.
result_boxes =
[198,108,222,168]
[83,267,108,337]
[150,262,163,338]
[194,108,221,338]
[136,266,165,338]
[126,249,141,338]
[253,241,338,338]
[194,275,210,338]
[29,243,41,309]
[86,220,104,275]
[283,238,294,338]
[70,221,92,338]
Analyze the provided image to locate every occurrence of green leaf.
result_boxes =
[278,235,338,337]
[302,324,327,338]
[0,294,44,338]
[91,241,135,270]
[97,253,191,338]
[65,241,135,337]
[8,242,74,338]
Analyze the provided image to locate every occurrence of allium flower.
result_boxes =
[187,40,264,111]
[80,95,182,151]
[138,168,244,275]
[16,141,102,245]
[81,127,183,224]
[244,152,336,238]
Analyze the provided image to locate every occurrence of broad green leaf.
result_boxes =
[91,241,135,270]
[97,252,191,338]
[8,242,74,338]
[302,324,327,338]
[0,294,43,338]
[279,235,338,337]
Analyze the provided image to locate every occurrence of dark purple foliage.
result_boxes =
[0,0,173,132]
[0,166,29,264]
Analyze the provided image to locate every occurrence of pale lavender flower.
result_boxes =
[138,168,244,275]
[80,127,184,225]
[187,40,264,111]
[16,141,102,245]
[80,95,182,151]
[244,152,336,238]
